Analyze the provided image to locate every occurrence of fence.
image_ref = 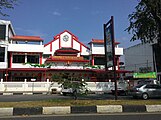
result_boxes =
[0,78,128,94]
[0,79,61,94]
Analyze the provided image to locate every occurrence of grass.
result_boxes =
[0,99,161,108]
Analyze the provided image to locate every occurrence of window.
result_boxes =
[93,44,104,47]
[43,54,50,58]
[0,25,6,39]
[94,57,105,65]
[27,55,39,64]
[0,47,5,62]
[13,55,25,63]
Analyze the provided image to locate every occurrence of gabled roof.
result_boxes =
[10,35,43,41]
[44,30,89,49]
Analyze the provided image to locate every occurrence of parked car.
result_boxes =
[129,84,161,100]
[111,80,129,95]
[137,79,159,85]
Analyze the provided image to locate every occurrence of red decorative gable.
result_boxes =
[44,30,89,50]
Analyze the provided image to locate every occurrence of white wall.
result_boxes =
[124,43,154,72]
[73,40,80,51]
[91,43,123,55]
[0,81,118,94]
[81,45,90,56]
[8,44,44,53]
[60,32,72,48]
[51,39,60,54]
[50,62,85,69]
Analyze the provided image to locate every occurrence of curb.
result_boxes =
[0,105,161,116]
[0,92,48,95]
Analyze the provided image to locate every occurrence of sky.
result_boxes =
[1,0,141,48]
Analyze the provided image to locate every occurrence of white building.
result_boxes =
[124,42,161,82]
[124,43,154,72]
[0,20,125,82]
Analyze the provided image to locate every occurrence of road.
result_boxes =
[0,113,161,120]
[0,94,132,102]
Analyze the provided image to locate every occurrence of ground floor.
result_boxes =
[0,68,131,82]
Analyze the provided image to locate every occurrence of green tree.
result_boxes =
[0,0,18,16]
[52,73,88,100]
[126,0,161,46]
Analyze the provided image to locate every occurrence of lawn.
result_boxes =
[0,99,161,108]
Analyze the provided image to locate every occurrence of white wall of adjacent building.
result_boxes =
[124,43,154,72]
[0,20,15,69]
[8,44,44,53]
[91,44,123,56]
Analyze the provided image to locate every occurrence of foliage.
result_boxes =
[0,0,18,16]
[52,73,88,100]
[126,0,161,45]
[24,62,51,68]
[84,64,102,69]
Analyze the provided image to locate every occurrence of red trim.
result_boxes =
[92,55,94,66]
[44,36,59,47]
[92,54,105,57]
[40,53,42,64]
[71,37,74,48]
[10,52,12,68]
[80,45,82,53]
[59,37,61,48]
[46,59,89,63]
[50,43,52,52]
[117,57,120,70]
[7,68,49,71]
[73,38,90,50]
[12,52,42,54]
[44,30,90,50]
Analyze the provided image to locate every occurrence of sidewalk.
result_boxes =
[0,105,161,116]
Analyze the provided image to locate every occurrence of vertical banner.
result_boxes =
[105,25,113,68]
[104,16,117,100]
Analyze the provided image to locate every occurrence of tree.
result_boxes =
[126,0,161,46]
[52,73,88,100]
[0,0,18,16]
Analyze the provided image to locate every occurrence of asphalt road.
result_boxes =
[0,113,161,120]
[0,94,132,102]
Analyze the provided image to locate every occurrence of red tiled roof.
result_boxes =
[89,39,120,45]
[89,39,104,44]
[10,35,43,41]
[46,56,89,63]
[55,48,79,53]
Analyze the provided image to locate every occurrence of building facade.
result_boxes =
[0,20,124,82]
[124,42,161,82]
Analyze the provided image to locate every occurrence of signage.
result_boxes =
[133,72,156,78]
[104,16,115,69]
[104,16,117,100]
